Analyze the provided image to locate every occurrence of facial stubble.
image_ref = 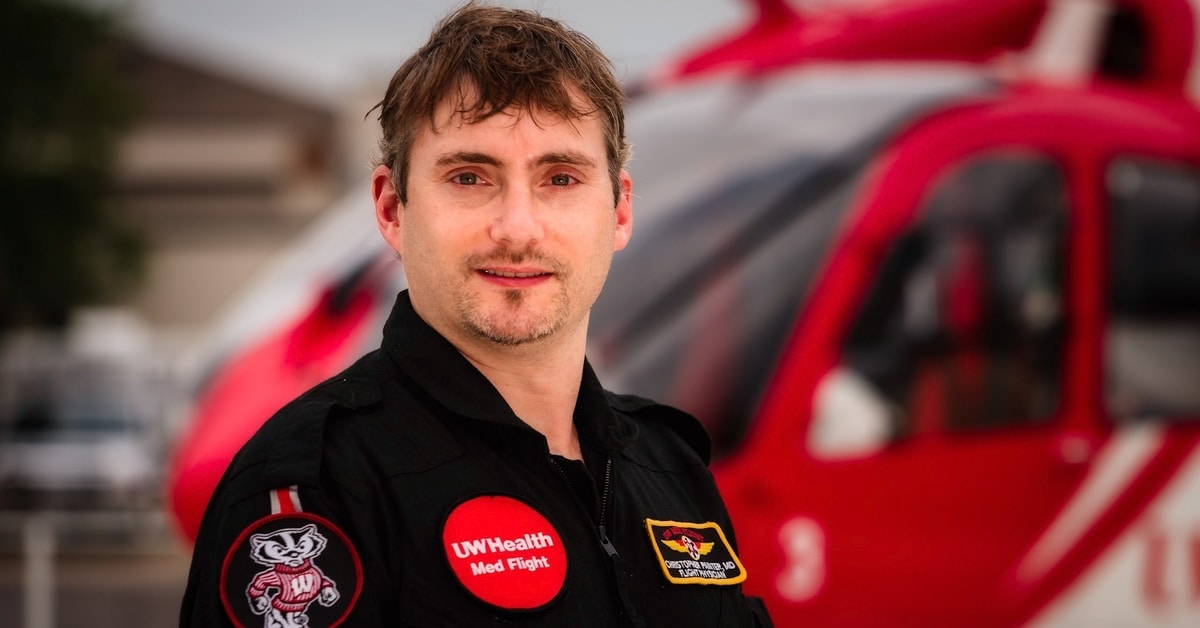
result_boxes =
[457,248,572,346]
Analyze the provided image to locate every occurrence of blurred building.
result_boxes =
[115,41,346,330]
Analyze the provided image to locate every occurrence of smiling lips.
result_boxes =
[481,269,550,279]
[478,268,553,288]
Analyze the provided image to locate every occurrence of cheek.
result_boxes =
[575,222,619,284]
[402,211,476,270]
[402,209,443,251]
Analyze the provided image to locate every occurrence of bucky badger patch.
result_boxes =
[645,519,747,585]
[221,513,362,627]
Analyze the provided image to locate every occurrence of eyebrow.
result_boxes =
[435,151,500,168]
[434,150,598,170]
[533,151,597,170]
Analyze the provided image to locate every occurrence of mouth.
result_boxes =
[476,266,554,290]
[480,269,551,279]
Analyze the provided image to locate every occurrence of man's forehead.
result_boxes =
[428,80,599,132]
[429,103,590,134]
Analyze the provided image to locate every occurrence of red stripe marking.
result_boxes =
[274,487,297,514]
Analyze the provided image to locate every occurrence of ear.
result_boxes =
[613,169,634,252]
[372,164,403,256]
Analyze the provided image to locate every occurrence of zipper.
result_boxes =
[597,456,617,557]
[551,454,643,627]
[549,455,618,557]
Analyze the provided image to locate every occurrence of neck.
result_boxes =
[458,331,586,460]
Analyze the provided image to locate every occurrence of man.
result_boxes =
[180,3,773,626]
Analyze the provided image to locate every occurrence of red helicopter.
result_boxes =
[170,0,1200,624]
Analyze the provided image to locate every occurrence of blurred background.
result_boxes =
[3,0,1200,626]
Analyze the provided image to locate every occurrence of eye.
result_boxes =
[453,172,480,185]
[549,173,575,186]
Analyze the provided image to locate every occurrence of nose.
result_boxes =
[489,185,544,247]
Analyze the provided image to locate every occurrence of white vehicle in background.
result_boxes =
[0,309,166,510]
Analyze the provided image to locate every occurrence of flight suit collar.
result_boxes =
[380,291,635,453]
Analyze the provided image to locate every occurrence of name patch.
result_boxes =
[645,518,747,585]
[442,495,567,610]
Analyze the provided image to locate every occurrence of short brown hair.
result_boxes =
[370,2,630,204]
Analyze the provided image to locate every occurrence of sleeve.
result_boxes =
[179,376,390,626]
[178,404,395,626]
[178,460,385,626]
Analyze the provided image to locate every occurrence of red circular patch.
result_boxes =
[442,495,568,610]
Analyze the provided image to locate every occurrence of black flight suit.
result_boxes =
[180,291,773,627]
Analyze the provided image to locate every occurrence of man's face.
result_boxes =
[377,89,632,350]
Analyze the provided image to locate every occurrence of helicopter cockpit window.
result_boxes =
[1106,158,1200,421]
[813,153,1067,457]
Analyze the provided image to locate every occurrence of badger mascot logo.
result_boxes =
[245,523,340,628]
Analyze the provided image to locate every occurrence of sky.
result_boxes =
[83,0,751,103]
